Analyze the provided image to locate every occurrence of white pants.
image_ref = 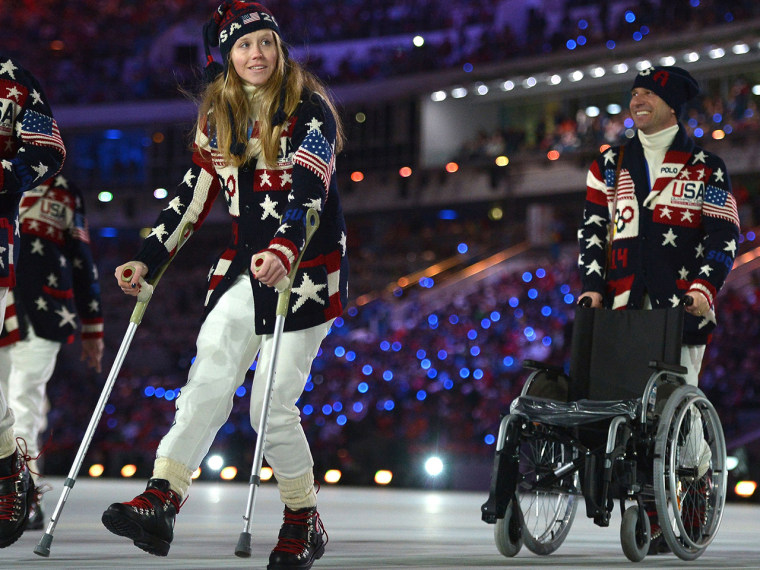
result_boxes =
[156,274,332,479]
[0,287,13,446]
[0,322,61,458]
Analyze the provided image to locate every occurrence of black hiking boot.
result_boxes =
[268,506,326,569]
[101,478,182,556]
[0,450,34,548]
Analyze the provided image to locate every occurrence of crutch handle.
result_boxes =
[121,265,154,303]
[250,254,290,293]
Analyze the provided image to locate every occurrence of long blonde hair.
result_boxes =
[194,34,344,169]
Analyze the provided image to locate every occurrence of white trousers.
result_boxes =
[0,287,13,444]
[156,274,332,480]
[0,322,61,458]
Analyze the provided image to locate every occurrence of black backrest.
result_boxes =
[568,306,683,401]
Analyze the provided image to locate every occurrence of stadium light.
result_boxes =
[424,456,444,477]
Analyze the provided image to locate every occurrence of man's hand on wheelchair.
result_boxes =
[684,290,710,317]
[578,291,603,308]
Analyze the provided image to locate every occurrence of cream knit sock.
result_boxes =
[153,456,194,499]
[0,425,16,459]
[276,471,317,510]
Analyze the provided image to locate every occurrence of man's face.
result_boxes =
[629,88,678,135]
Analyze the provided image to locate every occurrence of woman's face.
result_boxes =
[230,29,279,87]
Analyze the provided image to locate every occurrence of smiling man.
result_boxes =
[577,65,739,554]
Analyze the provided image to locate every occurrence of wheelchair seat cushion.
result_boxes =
[510,395,639,427]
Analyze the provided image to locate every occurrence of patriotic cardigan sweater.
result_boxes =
[0,56,66,288]
[579,125,740,345]
[0,175,104,347]
[135,89,348,334]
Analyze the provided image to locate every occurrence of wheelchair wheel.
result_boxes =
[516,437,579,555]
[653,385,727,561]
[620,505,650,562]
[494,499,523,557]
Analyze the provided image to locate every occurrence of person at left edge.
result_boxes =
[0,173,105,530]
[0,55,66,548]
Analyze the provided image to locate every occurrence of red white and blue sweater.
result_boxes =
[579,125,740,345]
[0,56,66,288]
[0,175,104,346]
[134,89,348,334]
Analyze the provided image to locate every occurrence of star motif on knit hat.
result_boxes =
[55,306,77,328]
[662,228,677,247]
[585,259,603,276]
[46,273,59,287]
[291,273,326,312]
[261,194,279,220]
[30,238,44,255]
[724,239,737,255]
[692,150,707,164]
[699,264,713,277]
[35,297,48,311]
[603,148,617,165]
[713,168,725,182]
[0,59,17,78]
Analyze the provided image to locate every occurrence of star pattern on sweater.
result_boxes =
[713,168,725,183]
[585,214,606,227]
[669,294,681,307]
[35,297,48,311]
[660,206,672,219]
[695,243,705,258]
[32,162,49,180]
[307,117,323,132]
[692,150,707,164]
[6,85,22,101]
[681,209,694,223]
[585,259,603,276]
[585,234,604,249]
[724,239,737,255]
[0,246,5,269]
[291,273,326,312]
[280,171,292,186]
[303,197,322,212]
[339,232,347,256]
[55,306,77,328]
[662,228,677,247]
[148,223,168,242]
[31,90,43,106]
[88,300,100,313]
[259,171,272,187]
[182,169,196,187]
[699,264,713,277]
[31,238,44,255]
[59,254,67,267]
[678,266,689,280]
[603,148,617,165]
[165,196,183,214]
[46,273,58,287]
[261,194,279,220]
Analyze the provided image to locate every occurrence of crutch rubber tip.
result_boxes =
[34,534,53,557]
[235,532,252,558]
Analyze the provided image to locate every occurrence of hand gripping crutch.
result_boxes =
[235,208,319,558]
[34,224,193,558]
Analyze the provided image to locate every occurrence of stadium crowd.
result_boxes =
[4,0,758,104]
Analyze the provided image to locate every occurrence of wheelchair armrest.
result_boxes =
[648,360,687,375]
[523,360,565,376]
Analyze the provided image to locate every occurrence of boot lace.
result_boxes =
[124,488,183,514]
[0,439,33,521]
[273,509,328,554]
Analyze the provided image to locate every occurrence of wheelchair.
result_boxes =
[481,302,727,562]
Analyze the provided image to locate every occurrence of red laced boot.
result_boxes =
[268,506,326,569]
[0,450,34,548]
[101,478,182,556]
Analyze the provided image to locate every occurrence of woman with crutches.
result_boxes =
[100,3,348,569]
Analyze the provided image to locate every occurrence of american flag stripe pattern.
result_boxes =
[293,128,334,190]
[703,185,740,226]
[20,110,65,157]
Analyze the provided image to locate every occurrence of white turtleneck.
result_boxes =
[637,124,678,190]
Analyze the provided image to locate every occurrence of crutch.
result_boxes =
[34,223,193,557]
[235,208,319,558]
